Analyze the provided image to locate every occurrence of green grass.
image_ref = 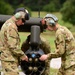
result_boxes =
[41,32,56,52]
[50,68,58,75]
[19,32,30,44]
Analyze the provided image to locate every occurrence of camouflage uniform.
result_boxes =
[48,25,75,75]
[21,35,51,75]
[0,18,26,75]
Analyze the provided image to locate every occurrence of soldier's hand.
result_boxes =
[21,55,28,62]
[39,54,48,61]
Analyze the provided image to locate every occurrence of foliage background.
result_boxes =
[0,0,75,25]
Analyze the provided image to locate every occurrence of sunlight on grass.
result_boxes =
[19,32,30,45]
[50,68,58,75]
[31,11,47,18]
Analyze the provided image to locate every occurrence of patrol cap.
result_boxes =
[14,11,26,20]
[44,14,58,22]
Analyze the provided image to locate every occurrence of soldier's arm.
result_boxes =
[0,36,4,60]
[6,27,26,58]
[47,32,66,59]
[21,39,30,53]
[40,36,51,54]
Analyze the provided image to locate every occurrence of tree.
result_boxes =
[43,0,61,12]
[0,0,14,15]
[60,0,75,25]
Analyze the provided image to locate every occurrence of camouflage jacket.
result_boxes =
[21,35,51,54]
[0,18,26,61]
[48,25,75,69]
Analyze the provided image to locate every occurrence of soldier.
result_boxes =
[21,34,51,75]
[39,14,75,75]
[0,7,29,75]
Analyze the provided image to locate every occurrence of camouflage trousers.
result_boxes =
[41,60,50,75]
[57,66,75,75]
[1,61,19,75]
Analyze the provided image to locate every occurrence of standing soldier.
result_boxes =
[21,34,51,75]
[40,14,75,75]
[0,7,29,75]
